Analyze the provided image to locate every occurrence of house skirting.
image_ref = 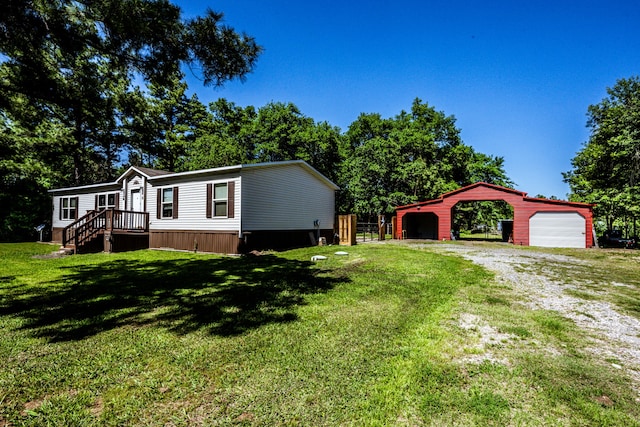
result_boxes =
[150,229,335,254]
[242,229,335,252]
[106,231,149,253]
[54,228,335,254]
[52,227,64,244]
[150,230,241,254]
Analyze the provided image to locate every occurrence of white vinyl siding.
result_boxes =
[529,212,586,248]
[148,174,241,232]
[52,191,113,228]
[241,163,335,231]
[125,174,146,212]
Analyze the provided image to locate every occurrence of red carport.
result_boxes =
[395,182,594,248]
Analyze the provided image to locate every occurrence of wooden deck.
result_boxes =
[62,209,149,254]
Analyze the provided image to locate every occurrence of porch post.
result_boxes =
[105,209,113,231]
[103,231,113,253]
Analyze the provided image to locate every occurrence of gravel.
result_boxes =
[424,243,640,392]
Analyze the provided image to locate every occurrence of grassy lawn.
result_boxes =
[458,231,503,241]
[1,242,639,426]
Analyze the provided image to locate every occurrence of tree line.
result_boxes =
[0,1,516,242]
[1,81,513,240]
[3,1,634,243]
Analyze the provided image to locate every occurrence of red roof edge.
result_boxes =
[395,182,525,210]
[441,182,527,198]
[523,195,595,208]
[395,181,594,210]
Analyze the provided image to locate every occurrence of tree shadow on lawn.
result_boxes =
[0,254,344,342]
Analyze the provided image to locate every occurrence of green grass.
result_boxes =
[0,242,639,426]
[458,231,503,241]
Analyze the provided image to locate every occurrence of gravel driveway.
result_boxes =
[409,242,640,393]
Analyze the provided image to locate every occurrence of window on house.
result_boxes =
[61,197,78,220]
[213,183,228,217]
[206,181,234,219]
[162,188,173,218]
[156,187,178,219]
[97,193,117,210]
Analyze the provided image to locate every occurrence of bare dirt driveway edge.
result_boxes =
[387,240,640,395]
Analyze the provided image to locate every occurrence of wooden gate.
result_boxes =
[339,214,357,246]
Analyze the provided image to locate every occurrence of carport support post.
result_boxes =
[438,204,453,241]
[395,212,403,239]
[512,210,520,245]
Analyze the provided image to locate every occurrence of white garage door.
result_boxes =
[529,212,585,248]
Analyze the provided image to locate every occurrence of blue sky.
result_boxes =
[177,1,640,199]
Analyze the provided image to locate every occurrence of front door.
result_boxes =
[131,189,143,212]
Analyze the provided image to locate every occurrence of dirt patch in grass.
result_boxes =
[90,397,104,417]
[31,249,70,259]
[21,398,44,416]
[457,312,514,365]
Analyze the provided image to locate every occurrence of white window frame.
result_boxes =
[61,197,78,220]
[161,188,174,219]
[212,183,228,217]
[97,193,117,210]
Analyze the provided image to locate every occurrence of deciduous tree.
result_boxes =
[341,99,513,224]
[564,76,640,231]
[0,0,262,184]
[182,98,257,170]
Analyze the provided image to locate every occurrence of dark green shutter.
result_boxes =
[206,184,212,218]
[227,181,235,218]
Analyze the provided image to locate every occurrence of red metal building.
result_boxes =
[395,182,594,248]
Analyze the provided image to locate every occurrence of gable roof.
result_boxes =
[441,182,527,199]
[395,182,519,209]
[50,160,339,194]
[49,166,172,193]
[132,166,173,178]
[47,181,121,194]
[142,160,339,190]
[115,166,172,183]
[396,182,593,210]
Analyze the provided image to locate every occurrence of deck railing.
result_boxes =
[62,209,149,252]
[62,210,102,248]
[107,210,149,232]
